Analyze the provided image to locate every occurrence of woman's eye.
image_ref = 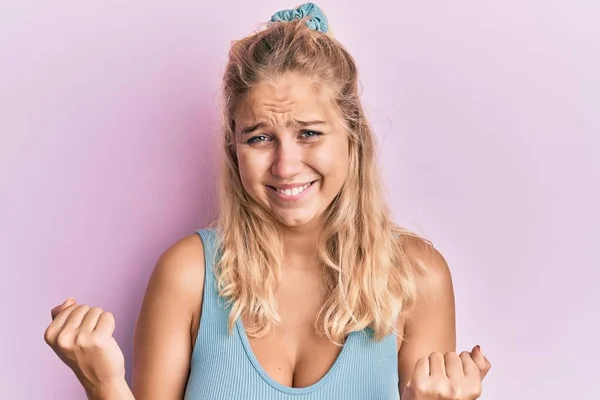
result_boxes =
[247,135,270,144]
[300,130,322,138]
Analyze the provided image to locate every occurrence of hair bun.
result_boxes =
[270,2,329,33]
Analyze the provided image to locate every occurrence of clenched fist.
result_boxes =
[402,346,491,400]
[44,298,125,396]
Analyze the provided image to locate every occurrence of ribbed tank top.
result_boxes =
[184,229,400,399]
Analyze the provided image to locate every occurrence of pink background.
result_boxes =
[1,1,598,399]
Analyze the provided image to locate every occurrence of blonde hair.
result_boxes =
[213,15,420,344]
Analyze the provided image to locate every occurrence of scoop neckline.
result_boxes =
[235,318,356,395]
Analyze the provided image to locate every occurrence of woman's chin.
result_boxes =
[275,210,320,230]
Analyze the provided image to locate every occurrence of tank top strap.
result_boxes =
[195,228,230,330]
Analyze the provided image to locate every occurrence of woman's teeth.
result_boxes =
[276,182,311,197]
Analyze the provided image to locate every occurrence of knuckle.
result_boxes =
[438,380,458,399]
[74,332,89,347]
[43,326,55,344]
[470,381,483,398]
[56,333,73,349]
[448,381,461,399]
[409,378,424,390]
[89,332,108,347]
[90,335,104,348]
[90,307,103,314]
[408,377,428,394]
[415,383,431,395]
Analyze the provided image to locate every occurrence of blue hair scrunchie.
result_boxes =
[270,2,329,33]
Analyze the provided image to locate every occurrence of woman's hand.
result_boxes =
[402,346,491,400]
[44,298,126,398]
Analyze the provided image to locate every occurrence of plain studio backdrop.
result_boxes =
[1,1,598,399]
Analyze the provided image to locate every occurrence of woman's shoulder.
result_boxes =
[399,233,454,297]
[143,231,207,313]
[154,229,208,281]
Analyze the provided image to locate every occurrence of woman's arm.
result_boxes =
[43,234,206,400]
[131,234,206,399]
[397,237,456,394]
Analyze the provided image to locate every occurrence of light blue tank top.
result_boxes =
[184,229,400,399]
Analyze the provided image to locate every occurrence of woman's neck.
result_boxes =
[279,221,323,268]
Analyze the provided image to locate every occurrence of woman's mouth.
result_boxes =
[267,181,317,201]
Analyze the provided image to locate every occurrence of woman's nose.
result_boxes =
[270,139,303,180]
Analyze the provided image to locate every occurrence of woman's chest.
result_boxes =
[242,277,338,388]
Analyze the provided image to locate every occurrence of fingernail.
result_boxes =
[475,345,481,352]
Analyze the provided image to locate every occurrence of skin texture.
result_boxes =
[44,72,490,399]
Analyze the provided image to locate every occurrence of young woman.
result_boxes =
[44,3,491,399]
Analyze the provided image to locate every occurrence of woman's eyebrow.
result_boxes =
[240,122,264,135]
[240,119,327,135]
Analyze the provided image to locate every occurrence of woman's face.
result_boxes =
[235,72,350,230]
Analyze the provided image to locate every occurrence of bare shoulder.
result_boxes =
[142,233,206,320]
[400,234,454,296]
[152,233,206,294]
[132,232,206,399]
[145,232,207,343]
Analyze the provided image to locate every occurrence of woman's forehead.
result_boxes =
[235,89,337,128]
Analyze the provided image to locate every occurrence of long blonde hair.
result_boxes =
[213,16,420,344]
